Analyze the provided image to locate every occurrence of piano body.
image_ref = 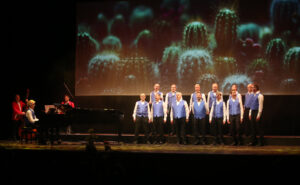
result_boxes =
[39,104,124,144]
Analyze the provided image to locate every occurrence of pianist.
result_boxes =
[25,100,39,125]
[22,100,39,142]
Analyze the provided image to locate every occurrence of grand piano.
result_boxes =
[39,104,124,144]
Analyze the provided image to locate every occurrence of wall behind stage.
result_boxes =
[74,95,300,135]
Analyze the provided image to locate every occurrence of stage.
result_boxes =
[1,140,300,155]
[2,134,300,184]
[1,132,300,155]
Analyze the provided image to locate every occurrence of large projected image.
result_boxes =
[75,0,300,96]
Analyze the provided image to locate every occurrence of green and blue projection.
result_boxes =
[75,0,300,95]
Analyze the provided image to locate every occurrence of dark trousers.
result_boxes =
[250,110,264,144]
[166,108,176,135]
[174,117,186,143]
[134,116,150,142]
[193,117,206,142]
[243,108,251,136]
[153,117,164,142]
[11,120,22,140]
[229,114,242,144]
[48,126,60,144]
[211,117,224,143]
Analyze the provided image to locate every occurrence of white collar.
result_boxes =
[176,99,182,103]
[231,96,237,100]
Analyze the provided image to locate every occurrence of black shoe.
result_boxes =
[133,140,138,144]
[247,142,256,146]
[211,141,217,146]
[159,141,164,145]
[176,141,181,145]
[230,142,237,146]
[193,139,200,145]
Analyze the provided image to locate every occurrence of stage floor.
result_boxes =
[1,140,300,155]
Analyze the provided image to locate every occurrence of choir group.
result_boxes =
[133,83,264,146]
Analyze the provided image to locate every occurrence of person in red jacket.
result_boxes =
[61,94,75,108]
[11,94,26,140]
[61,94,75,134]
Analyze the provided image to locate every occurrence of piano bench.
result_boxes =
[20,127,37,144]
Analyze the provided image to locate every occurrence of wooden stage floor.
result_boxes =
[1,140,300,155]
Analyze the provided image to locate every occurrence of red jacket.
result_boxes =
[61,101,75,108]
[12,101,25,121]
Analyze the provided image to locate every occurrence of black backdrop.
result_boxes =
[6,0,300,139]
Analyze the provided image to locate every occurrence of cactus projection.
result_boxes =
[114,1,130,18]
[160,0,190,17]
[237,38,262,71]
[88,55,155,94]
[247,58,269,74]
[76,32,100,79]
[177,49,213,86]
[214,8,238,56]
[132,29,153,58]
[221,74,252,94]
[270,0,300,35]
[160,0,190,35]
[101,35,122,53]
[280,78,299,92]
[110,14,127,39]
[118,57,154,93]
[247,58,269,87]
[93,13,108,41]
[183,21,208,49]
[130,6,153,37]
[75,1,300,95]
[214,57,237,79]
[265,38,287,74]
[160,45,181,84]
[259,26,273,49]
[237,23,260,43]
[150,20,172,60]
[283,47,300,79]
[197,73,219,92]
[88,53,120,92]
